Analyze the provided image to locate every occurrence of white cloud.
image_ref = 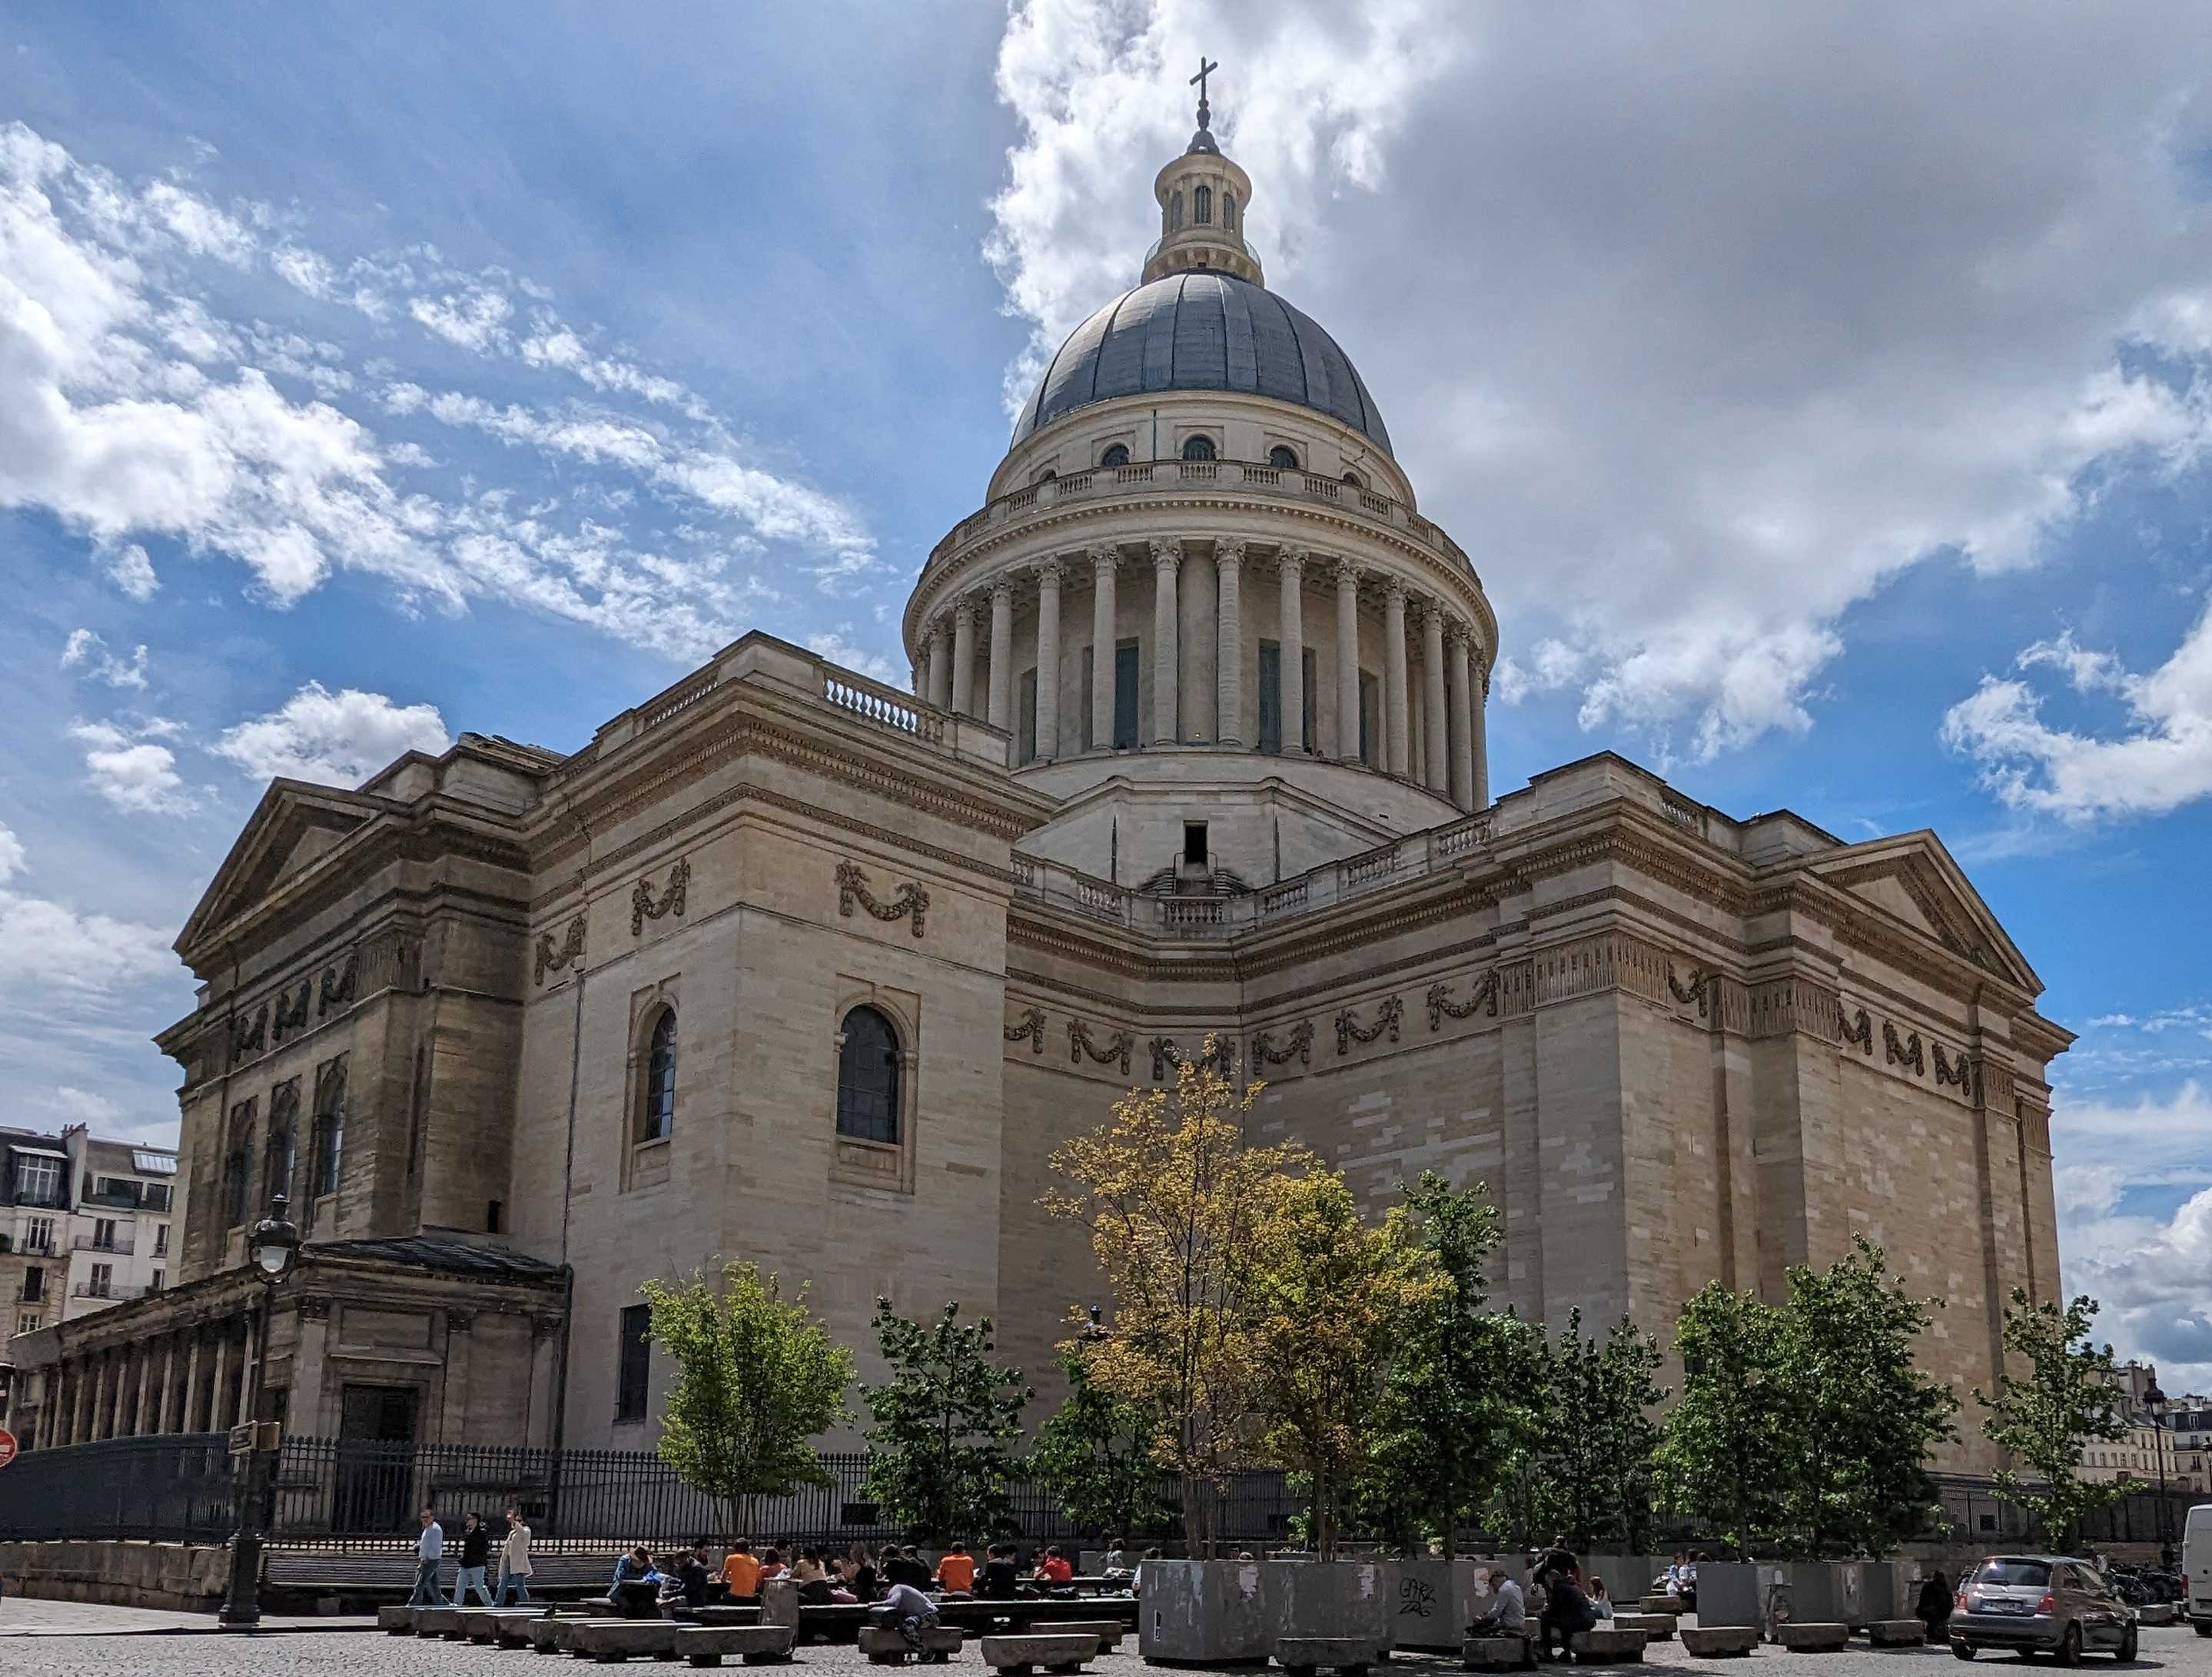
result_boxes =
[68,718,191,813]
[0,821,25,886]
[1940,609,2212,822]
[805,629,904,687]
[214,681,450,787]
[103,542,160,600]
[408,284,513,352]
[985,2,2212,759]
[59,629,149,690]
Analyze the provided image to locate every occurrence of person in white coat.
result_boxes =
[497,1505,535,1605]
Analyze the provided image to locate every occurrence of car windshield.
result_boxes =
[1975,1561,2051,1588]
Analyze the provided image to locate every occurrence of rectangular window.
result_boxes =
[1079,646,1094,751]
[23,1217,51,1254]
[12,1156,61,1208]
[88,1262,113,1298]
[92,1218,118,1251]
[153,1224,168,1256]
[14,1314,38,1337]
[1018,667,1038,764]
[1257,641,1282,755]
[1112,639,1140,749]
[143,1183,172,1212]
[1301,647,1317,753]
[1360,672,1379,765]
[20,1266,42,1303]
[150,1270,163,1291]
[616,1303,652,1423]
[1184,822,1208,865]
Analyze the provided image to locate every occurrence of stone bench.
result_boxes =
[860,1624,965,1664]
[568,1619,680,1662]
[1463,1636,1535,1672]
[498,1615,556,1648]
[982,1632,1101,1674]
[1679,1626,1759,1658]
[1568,1628,1647,1664]
[1611,1614,1673,1642]
[677,1626,799,1667]
[531,1616,630,1654]
[414,1606,464,1638]
[380,1605,418,1633]
[1636,1597,1683,1616]
[1273,1635,1376,1676]
[1775,1623,1849,1652]
[459,1608,546,1642]
[2137,1604,2177,1628]
[1866,1620,1925,1647]
[1045,1619,1124,1651]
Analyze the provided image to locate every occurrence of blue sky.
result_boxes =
[5,4,2210,1383]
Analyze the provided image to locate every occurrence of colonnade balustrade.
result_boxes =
[32,1313,256,1447]
[916,542,1490,810]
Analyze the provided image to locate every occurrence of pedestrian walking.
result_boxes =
[498,1505,535,1605]
[453,1512,495,1605]
[410,1507,446,1606]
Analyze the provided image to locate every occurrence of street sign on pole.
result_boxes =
[0,1428,17,1470]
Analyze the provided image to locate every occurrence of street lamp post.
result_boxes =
[218,1193,301,1629]
[2141,1377,2170,1561]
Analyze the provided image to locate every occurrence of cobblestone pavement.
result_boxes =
[0,1622,2204,1675]
[0,1598,372,1636]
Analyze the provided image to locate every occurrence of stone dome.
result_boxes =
[1011,271,1394,457]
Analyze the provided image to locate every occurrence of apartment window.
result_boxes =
[91,1218,118,1251]
[88,1262,113,1298]
[22,1217,51,1254]
[149,1270,163,1292]
[616,1303,652,1423]
[1113,640,1140,749]
[153,1224,168,1257]
[12,1156,60,1208]
[1017,668,1038,764]
[143,1183,171,1212]
[20,1266,42,1303]
[14,1313,39,1337]
[95,1176,141,1205]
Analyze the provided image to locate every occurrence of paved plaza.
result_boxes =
[0,1606,2203,1677]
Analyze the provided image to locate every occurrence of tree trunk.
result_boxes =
[1183,1472,1208,1559]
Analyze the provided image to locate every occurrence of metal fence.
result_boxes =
[0,1433,236,1542]
[1932,1473,2204,1550]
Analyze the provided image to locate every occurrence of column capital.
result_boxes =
[1217,538,1247,570]
[1331,556,1361,588]
[1444,618,1470,649]
[1087,543,1118,574]
[1275,544,1308,578]
[1382,575,1407,604]
[952,594,975,624]
[1415,593,1450,628]
[989,573,1017,602]
[1033,556,1064,587]
[1149,536,1183,570]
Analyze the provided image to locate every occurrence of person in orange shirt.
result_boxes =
[722,1539,762,1599]
[934,1542,976,1594]
[1033,1546,1074,1586]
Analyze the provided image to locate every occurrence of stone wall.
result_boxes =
[0,1540,229,1611]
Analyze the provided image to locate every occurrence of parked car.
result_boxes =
[1949,1555,2137,1664]
[2185,1503,2212,1637]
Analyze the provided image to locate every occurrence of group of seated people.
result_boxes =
[601,1536,1122,1624]
[1466,1548,1621,1663]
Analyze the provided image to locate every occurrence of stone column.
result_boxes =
[1178,543,1216,742]
[1034,560,1062,760]
[1216,542,1244,746]
[183,1330,206,1431]
[290,1297,330,1436]
[134,1344,158,1436]
[526,1314,563,1450]
[950,597,977,716]
[1277,548,1306,754]
[157,1335,180,1433]
[211,1327,235,1430]
[1473,665,1491,809]
[1447,623,1476,812]
[987,579,1015,731]
[1089,546,1118,749]
[1333,558,1361,761]
[1383,580,1411,776]
[925,619,952,711]
[1421,599,1450,790]
[1150,539,1181,745]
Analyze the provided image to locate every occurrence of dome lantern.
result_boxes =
[1143,57,1263,288]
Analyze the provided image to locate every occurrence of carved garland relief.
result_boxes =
[836,861,929,938]
[1150,1035,1237,1081]
[1003,1005,1048,1053]
[630,858,691,937]
[1335,995,1403,1054]
[535,915,586,985]
[1252,1020,1314,1067]
[1427,971,1500,1029]
[1068,1018,1133,1075]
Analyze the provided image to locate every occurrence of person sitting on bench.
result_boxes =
[872,1580,942,1652]
[1468,1567,1529,1639]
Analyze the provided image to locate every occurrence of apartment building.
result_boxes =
[0,1128,73,1423]
[58,1126,178,1319]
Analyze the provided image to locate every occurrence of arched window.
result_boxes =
[639,1008,676,1143]
[223,1098,256,1227]
[1341,470,1365,490]
[1169,191,1184,231]
[1268,445,1300,470]
[1099,443,1130,469]
[1224,191,1237,230]
[1181,434,1217,462]
[311,1058,347,1198]
[1194,184,1213,225]
[835,1006,901,1145]
[263,1081,300,1207]
[1035,467,1057,484]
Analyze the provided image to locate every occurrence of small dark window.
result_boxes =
[1181,434,1216,462]
[1099,443,1130,469]
[1169,191,1183,231]
[1035,467,1057,484]
[1268,445,1299,470]
[1018,668,1038,764]
[486,1199,503,1234]
[1184,822,1207,865]
[1341,470,1364,490]
[1113,640,1140,749]
[1224,191,1237,230]
[21,1267,42,1303]
[616,1303,651,1423]
[312,1059,347,1199]
[639,1008,676,1143]
[836,1006,902,1145]
[1194,184,1213,225]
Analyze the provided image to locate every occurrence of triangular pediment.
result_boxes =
[1809,832,2041,994]
[176,781,392,959]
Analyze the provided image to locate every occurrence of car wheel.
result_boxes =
[1951,1644,1977,1662]
[2058,1626,2082,1668]
[2115,1626,2136,1662]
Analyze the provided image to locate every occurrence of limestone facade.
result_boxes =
[7,104,2068,1477]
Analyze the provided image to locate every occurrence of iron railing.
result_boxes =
[0,1433,236,1542]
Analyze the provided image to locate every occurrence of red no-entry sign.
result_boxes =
[0,1429,18,1470]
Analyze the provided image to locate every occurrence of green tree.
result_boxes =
[1775,1235,1958,1555]
[1247,1169,1441,1560]
[860,1300,1031,1542]
[1363,1173,1532,1558]
[1523,1310,1667,1551]
[1976,1290,2139,1549]
[639,1263,854,1536]
[1656,1281,1791,1554]
[1031,1346,1169,1538]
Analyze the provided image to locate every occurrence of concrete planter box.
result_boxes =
[1270,1559,1399,1655]
[1139,1559,1271,1664]
[1393,1559,1489,1651]
[1780,1562,1871,1629]
[1689,1562,1762,1630]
